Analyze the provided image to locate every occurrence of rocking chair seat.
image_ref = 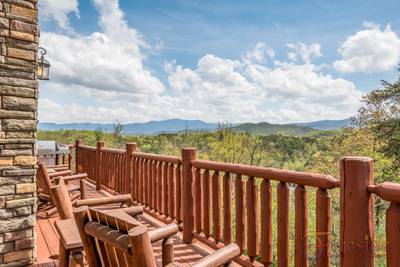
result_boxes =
[66,183,80,193]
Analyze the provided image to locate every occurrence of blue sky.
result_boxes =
[38,0,400,123]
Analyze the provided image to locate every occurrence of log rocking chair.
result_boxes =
[74,206,241,267]
[50,180,144,266]
[36,162,87,215]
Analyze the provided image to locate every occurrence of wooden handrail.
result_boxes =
[77,144,96,151]
[132,152,181,164]
[368,182,400,203]
[193,159,340,189]
[101,147,125,154]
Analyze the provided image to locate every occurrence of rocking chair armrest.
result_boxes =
[148,223,179,243]
[46,164,68,169]
[48,170,72,178]
[48,166,69,172]
[73,194,131,207]
[70,192,81,202]
[61,173,87,182]
[119,206,143,217]
[191,243,240,267]
[37,188,46,194]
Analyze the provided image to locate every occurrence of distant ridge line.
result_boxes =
[39,118,351,135]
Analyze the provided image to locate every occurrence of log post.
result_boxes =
[182,147,196,243]
[73,206,101,267]
[68,145,73,170]
[386,202,400,267]
[55,153,60,166]
[75,140,82,174]
[126,142,137,195]
[96,141,105,191]
[340,157,374,267]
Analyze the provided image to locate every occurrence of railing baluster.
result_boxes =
[212,170,222,243]
[195,168,202,233]
[134,157,139,202]
[278,182,290,267]
[149,159,153,209]
[158,161,163,214]
[152,160,157,210]
[386,202,400,267]
[235,174,245,252]
[111,154,114,190]
[295,185,308,267]
[176,164,182,223]
[203,169,211,238]
[223,172,232,244]
[316,188,331,267]
[168,163,175,220]
[163,162,169,216]
[117,155,121,192]
[111,153,114,189]
[246,176,258,262]
[138,158,143,203]
[146,159,151,207]
[261,179,273,267]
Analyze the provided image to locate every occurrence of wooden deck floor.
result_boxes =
[33,182,217,266]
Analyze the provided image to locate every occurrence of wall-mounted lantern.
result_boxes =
[37,47,50,80]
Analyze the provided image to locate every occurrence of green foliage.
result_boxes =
[38,122,396,265]
[231,121,316,136]
[355,72,400,168]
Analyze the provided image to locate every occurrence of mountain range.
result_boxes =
[39,118,352,136]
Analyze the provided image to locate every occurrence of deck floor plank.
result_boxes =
[38,218,60,259]
[35,219,53,265]
[34,181,224,266]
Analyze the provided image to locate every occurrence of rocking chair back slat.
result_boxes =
[75,206,240,267]
[37,163,53,197]
[76,207,137,267]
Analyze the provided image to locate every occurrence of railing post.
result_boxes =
[75,140,82,174]
[125,142,137,195]
[182,147,196,244]
[68,144,73,170]
[340,157,374,267]
[96,141,105,191]
[55,152,60,166]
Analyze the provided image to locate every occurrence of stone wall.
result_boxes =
[0,0,38,266]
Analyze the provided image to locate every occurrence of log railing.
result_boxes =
[189,159,339,267]
[131,151,183,224]
[75,141,96,183]
[74,140,399,267]
[368,182,400,266]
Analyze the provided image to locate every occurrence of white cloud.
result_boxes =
[39,1,364,124]
[39,0,79,32]
[242,42,275,63]
[286,42,322,64]
[40,0,164,96]
[333,23,400,73]
[164,53,362,123]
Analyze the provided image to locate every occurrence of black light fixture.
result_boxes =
[37,47,50,80]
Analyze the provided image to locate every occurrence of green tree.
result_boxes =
[94,127,104,142]
[355,71,400,167]
[112,121,124,148]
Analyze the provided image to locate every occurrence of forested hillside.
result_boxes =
[38,72,400,265]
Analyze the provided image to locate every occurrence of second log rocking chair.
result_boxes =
[74,206,241,267]
[36,162,87,216]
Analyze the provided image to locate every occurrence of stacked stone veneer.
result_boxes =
[0,0,38,266]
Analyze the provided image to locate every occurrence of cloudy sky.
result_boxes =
[38,0,400,124]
